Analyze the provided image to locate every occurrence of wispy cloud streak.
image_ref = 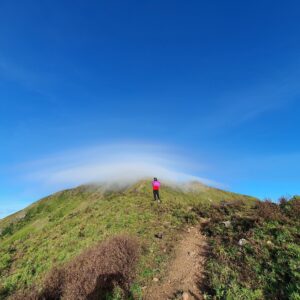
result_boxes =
[196,69,300,133]
[19,143,216,190]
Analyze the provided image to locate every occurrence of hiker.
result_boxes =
[152,177,161,202]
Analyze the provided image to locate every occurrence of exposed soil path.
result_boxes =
[144,226,208,300]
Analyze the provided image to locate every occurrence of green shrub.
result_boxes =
[172,208,198,224]
[201,197,300,300]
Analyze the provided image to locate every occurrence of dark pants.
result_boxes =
[153,190,160,200]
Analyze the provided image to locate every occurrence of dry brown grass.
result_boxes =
[11,235,140,300]
[255,200,284,222]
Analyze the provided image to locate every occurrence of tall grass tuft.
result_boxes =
[11,235,140,300]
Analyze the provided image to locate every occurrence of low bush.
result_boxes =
[280,196,300,221]
[255,200,284,222]
[11,235,140,300]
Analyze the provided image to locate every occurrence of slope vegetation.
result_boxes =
[0,181,255,299]
[200,197,300,300]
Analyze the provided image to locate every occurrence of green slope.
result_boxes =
[200,196,300,299]
[0,180,256,298]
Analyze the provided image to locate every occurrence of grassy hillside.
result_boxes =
[201,197,300,300]
[0,180,255,299]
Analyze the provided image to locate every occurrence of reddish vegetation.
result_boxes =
[255,200,284,222]
[11,235,140,300]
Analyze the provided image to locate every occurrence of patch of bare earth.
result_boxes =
[144,226,208,300]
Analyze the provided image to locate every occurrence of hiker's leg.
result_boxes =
[157,190,160,200]
[153,190,156,200]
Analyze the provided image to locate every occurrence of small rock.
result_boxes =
[174,290,183,298]
[200,217,210,224]
[16,212,26,220]
[154,232,163,239]
[187,228,191,233]
[182,292,189,300]
[153,277,159,282]
[267,240,273,246]
[238,238,248,246]
[222,221,231,228]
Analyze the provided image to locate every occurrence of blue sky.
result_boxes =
[0,0,300,218]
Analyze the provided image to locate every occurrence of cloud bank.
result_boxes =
[21,143,215,190]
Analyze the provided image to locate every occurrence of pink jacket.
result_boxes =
[152,181,161,190]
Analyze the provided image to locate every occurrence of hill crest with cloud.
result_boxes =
[1,180,299,299]
[0,179,255,299]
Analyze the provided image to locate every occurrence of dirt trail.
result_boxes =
[144,226,208,300]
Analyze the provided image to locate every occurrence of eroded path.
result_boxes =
[144,226,208,300]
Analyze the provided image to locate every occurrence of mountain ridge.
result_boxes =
[0,179,255,225]
[0,180,257,298]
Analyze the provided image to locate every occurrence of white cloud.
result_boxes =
[21,142,216,189]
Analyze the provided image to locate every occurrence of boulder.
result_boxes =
[222,221,231,228]
[238,238,248,246]
[154,232,163,239]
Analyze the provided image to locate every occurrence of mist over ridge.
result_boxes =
[22,143,216,190]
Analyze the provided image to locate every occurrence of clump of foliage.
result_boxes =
[199,196,300,300]
[10,235,140,300]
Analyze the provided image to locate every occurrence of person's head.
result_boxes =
[153,177,158,181]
